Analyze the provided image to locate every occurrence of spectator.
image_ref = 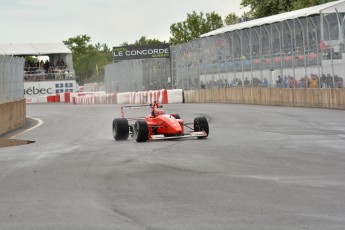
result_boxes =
[283,75,288,88]
[263,77,268,87]
[44,60,50,73]
[276,75,282,87]
[244,77,250,86]
[310,74,318,88]
[320,73,327,88]
[289,76,298,88]
[39,60,44,69]
[337,77,343,88]
[326,74,333,88]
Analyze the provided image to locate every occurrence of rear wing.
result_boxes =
[120,104,151,118]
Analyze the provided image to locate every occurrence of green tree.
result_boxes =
[241,0,336,19]
[169,11,224,45]
[240,0,292,18]
[63,35,112,83]
[121,36,165,46]
[292,0,336,9]
[224,13,239,25]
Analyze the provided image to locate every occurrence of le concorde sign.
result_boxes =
[113,44,170,61]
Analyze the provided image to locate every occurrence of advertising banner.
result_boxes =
[24,80,78,103]
[113,44,170,61]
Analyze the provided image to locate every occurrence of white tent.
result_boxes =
[0,43,71,56]
[0,43,74,71]
[201,0,345,38]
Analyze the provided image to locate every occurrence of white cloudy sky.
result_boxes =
[0,0,247,47]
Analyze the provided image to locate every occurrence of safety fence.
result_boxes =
[104,58,171,93]
[104,3,345,95]
[0,55,25,104]
[171,11,345,90]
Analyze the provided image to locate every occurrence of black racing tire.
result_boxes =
[112,118,129,141]
[172,114,181,119]
[194,116,209,139]
[134,120,149,142]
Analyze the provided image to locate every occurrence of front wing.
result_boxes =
[149,131,207,141]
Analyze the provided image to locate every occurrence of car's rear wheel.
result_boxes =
[194,116,209,139]
[134,120,149,142]
[113,118,129,140]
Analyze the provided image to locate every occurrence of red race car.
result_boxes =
[112,104,209,142]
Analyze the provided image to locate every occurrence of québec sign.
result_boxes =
[24,86,53,95]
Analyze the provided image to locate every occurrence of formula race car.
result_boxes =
[112,104,209,142]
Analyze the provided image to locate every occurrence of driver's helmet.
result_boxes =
[154,108,165,116]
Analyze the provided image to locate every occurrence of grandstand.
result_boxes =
[0,43,78,103]
[0,43,75,81]
[171,0,345,89]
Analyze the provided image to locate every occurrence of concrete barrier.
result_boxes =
[0,99,26,135]
[184,88,345,110]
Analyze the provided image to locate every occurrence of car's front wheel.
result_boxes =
[134,120,149,142]
[194,116,209,139]
[112,118,129,140]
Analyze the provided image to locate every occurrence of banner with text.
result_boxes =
[113,44,170,61]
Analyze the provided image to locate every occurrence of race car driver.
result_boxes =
[151,101,160,116]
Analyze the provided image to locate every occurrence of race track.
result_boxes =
[1,103,345,230]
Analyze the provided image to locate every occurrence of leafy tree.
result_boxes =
[224,13,239,25]
[240,0,292,18]
[241,0,337,19]
[292,0,336,9]
[63,35,112,83]
[121,36,166,46]
[169,11,223,45]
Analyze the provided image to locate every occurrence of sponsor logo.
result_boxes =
[113,44,170,61]
[24,87,53,95]
[56,83,64,88]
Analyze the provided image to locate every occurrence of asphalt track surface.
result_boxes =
[1,103,345,230]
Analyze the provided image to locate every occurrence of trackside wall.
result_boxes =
[0,99,26,135]
[0,55,26,135]
[184,88,345,109]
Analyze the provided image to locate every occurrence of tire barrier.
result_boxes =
[128,89,168,105]
[167,89,183,104]
[47,94,61,103]
[25,89,184,105]
[69,89,183,105]
[64,92,71,103]
[71,92,117,105]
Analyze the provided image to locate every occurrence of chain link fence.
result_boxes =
[105,5,345,93]
[0,55,25,104]
[105,58,170,93]
[171,10,345,90]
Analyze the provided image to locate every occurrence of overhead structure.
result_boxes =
[0,43,71,56]
[201,0,345,37]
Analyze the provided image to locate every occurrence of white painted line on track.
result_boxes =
[9,117,43,139]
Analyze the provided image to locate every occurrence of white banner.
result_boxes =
[24,80,78,103]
